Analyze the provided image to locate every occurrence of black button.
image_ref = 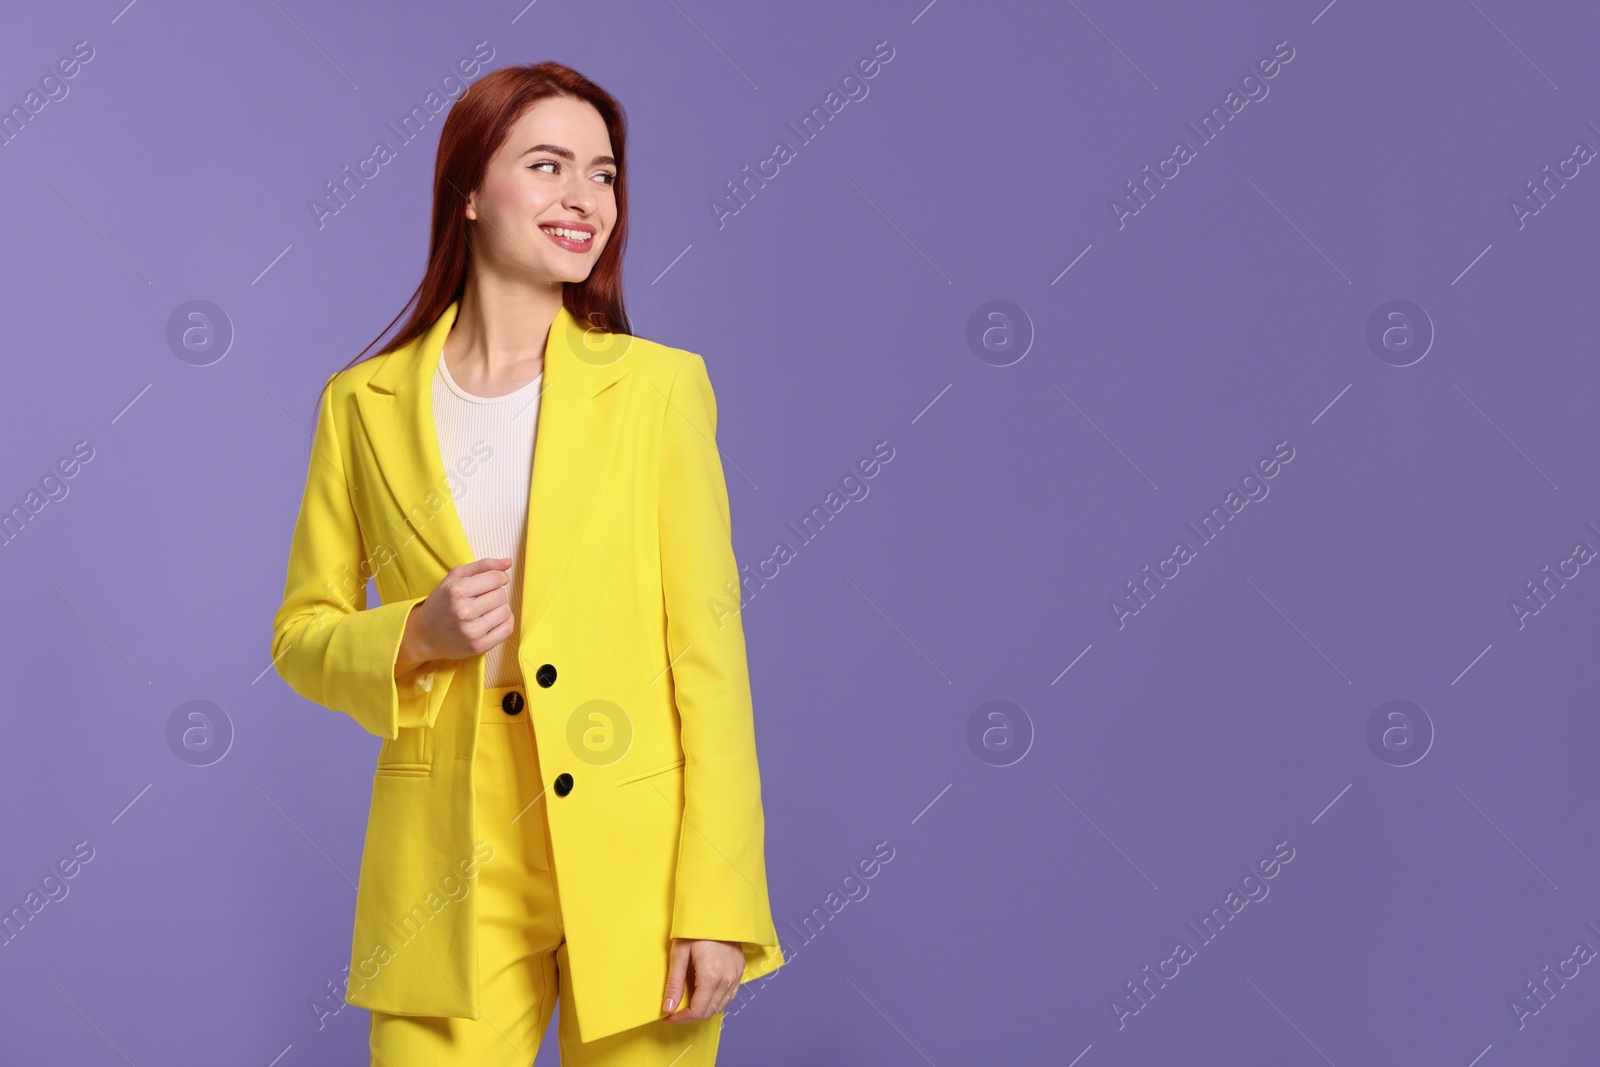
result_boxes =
[536,663,558,688]
[500,691,524,715]
[553,772,574,797]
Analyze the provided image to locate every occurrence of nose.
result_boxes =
[560,172,597,215]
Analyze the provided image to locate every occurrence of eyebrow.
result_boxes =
[520,144,617,167]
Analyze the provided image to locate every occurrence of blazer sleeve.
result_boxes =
[658,353,779,950]
[270,374,446,741]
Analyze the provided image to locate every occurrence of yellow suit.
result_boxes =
[271,300,783,1043]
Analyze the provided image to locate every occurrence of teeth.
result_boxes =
[542,226,592,242]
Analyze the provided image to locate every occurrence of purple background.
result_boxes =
[3,0,1599,1063]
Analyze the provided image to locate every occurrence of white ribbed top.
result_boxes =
[431,354,544,688]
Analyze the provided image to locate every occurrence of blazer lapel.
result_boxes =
[352,300,477,577]
[518,305,633,636]
[352,300,633,652]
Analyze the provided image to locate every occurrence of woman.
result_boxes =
[270,61,782,1065]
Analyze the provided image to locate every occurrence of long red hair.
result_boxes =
[327,61,631,400]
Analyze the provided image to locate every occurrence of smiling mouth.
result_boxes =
[539,224,595,251]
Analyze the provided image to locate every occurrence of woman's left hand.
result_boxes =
[662,937,744,1022]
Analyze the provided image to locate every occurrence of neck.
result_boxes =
[445,272,563,384]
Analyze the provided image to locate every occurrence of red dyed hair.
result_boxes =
[333,61,631,389]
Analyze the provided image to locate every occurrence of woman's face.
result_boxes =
[466,95,618,286]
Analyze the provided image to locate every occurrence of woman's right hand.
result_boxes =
[394,557,516,677]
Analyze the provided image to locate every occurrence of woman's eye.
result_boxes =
[529,162,614,186]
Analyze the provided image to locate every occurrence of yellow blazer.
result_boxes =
[271,300,783,1042]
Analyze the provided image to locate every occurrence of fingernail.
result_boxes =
[663,996,674,1011]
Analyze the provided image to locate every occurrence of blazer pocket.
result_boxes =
[376,725,433,777]
[613,755,686,789]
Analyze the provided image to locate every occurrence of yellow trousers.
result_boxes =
[369,684,723,1065]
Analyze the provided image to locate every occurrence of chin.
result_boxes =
[531,256,589,285]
